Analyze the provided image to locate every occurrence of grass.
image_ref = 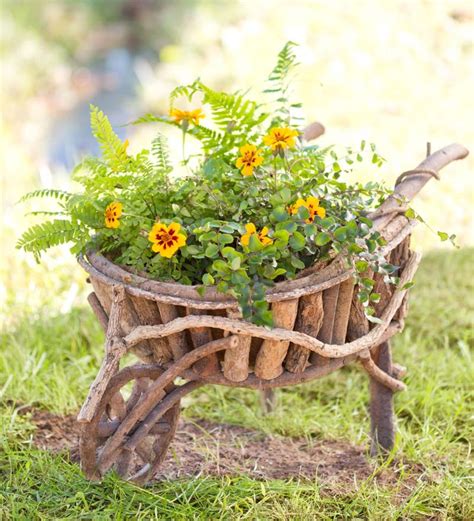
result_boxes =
[0,248,473,519]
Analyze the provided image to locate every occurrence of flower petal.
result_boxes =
[169,222,181,234]
[240,234,250,246]
[175,233,186,247]
[245,223,256,234]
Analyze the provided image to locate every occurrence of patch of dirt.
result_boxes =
[25,409,424,490]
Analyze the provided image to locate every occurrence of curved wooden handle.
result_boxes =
[372,143,469,230]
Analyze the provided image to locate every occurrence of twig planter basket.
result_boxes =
[77,144,468,484]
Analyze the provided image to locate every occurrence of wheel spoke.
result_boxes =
[80,363,199,483]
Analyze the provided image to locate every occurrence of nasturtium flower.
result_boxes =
[289,196,326,223]
[148,222,187,258]
[236,144,264,176]
[170,108,205,126]
[263,127,298,152]
[240,223,273,247]
[105,201,123,229]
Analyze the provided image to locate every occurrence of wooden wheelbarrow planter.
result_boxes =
[77,143,468,484]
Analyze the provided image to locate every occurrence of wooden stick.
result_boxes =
[285,291,324,373]
[347,274,372,342]
[370,143,469,230]
[309,284,338,365]
[89,276,154,362]
[303,121,325,141]
[78,286,127,423]
[223,309,251,382]
[260,389,277,413]
[254,299,299,380]
[129,295,173,363]
[392,363,407,380]
[187,307,220,376]
[89,277,113,315]
[359,349,406,392]
[123,381,201,452]
[87,292,108,333]
[156,303,190,360]
[367,341,396,455]
[331,277,355,344]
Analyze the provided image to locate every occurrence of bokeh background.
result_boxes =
[1,0,473,327]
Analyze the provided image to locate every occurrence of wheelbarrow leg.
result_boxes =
[260,389,277,414]
[369,340,395,455]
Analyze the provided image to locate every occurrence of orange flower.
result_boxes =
[170,108,205,126]
[288,198,307,216]
[263,127,298,152]
[240,223,273,247]
[305,196,326,222]
[148,222,186,258]
[105,201,122,229]
[236,144,264,176]
[289,196,326,223]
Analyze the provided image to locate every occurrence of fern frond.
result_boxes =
[187,124,224,152]
[169,80,201,106]
[132,113,171,125]
[265,41,299,93]
[26,210,67,217]
[16,219,78,260]
[90,105,129,171]
[18,189,73,204]
[72,155,135,193]
[151,133,172,174]
[199,82,266,133]
[264,41,301,124]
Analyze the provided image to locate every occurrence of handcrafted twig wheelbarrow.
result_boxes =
[77,143,468,484]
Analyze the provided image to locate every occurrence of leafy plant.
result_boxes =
[18,43,418,325]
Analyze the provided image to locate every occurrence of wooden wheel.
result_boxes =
[80,364,184,484]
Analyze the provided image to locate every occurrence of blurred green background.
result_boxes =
[1,0,472,323]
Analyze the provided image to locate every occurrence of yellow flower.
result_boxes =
[148,222,186,258]
[170,107,205,126]
[240,223,273,247]
[263,127,299,152]
[105,201,123,229]
[236,144,264,176]
[288,198,307,216]
[305,196,326,222]
[289,196,326,223]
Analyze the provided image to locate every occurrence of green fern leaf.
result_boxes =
[16,219,78,260]
[151,133,172,174]
[18,189,73,204]
[90,105,129,171]
[264,41,301,124]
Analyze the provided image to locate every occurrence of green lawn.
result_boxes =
[0,248,473,520]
